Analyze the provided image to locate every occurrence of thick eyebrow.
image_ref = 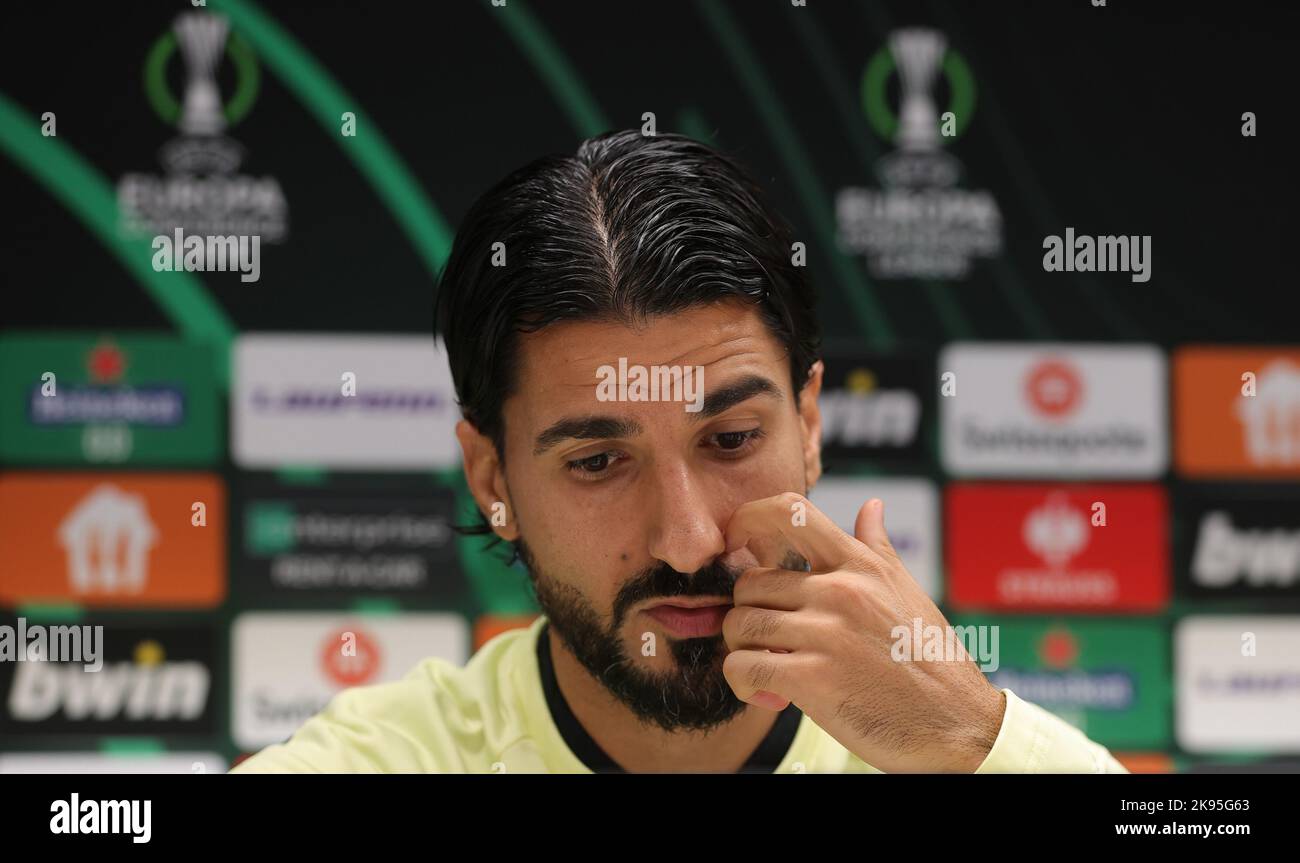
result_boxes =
[695,374,783,419]
[534,415,643,456]
[530,373,783,456]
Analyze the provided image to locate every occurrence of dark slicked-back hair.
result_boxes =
[435,129,821,470]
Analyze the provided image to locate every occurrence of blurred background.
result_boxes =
[1,0,1297,772]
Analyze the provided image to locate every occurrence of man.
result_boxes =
[234,131,1126,774]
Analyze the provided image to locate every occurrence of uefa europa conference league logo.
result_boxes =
[119,11,286,284]
[837,28,1002,280]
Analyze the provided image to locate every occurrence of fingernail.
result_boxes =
[749,690,789,711]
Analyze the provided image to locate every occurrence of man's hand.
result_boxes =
[720,492,1006,773]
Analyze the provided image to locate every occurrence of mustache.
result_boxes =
[611,560,740,630]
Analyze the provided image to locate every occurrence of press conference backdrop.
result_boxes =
[1,0,1297,773]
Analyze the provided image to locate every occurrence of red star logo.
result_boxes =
[87,342,125,383]
[1040,628,1079,670]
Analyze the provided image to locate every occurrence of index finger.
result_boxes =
[724,492,864,572]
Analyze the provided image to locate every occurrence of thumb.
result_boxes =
[854,497,896,559]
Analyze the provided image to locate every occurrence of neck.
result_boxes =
[546,625,783,773]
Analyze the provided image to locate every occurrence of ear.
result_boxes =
[797,360,825,491]
[455,419,519,542]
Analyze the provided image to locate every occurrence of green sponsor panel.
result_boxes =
[952,615,1171,750]
[0,333,219,464]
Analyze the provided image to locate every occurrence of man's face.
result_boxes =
[479,300,822,731]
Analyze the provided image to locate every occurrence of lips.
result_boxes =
[643,601,732,638]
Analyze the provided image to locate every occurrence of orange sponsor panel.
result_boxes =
[0,472,225,607]
[1114,753,1175,774]
[1174,347,1300,478]
[473,614,539,651]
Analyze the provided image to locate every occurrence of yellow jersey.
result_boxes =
[232,616,1128,774]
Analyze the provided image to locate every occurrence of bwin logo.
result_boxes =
[9,641,209,723]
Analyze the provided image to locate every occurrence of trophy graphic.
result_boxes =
[175,12,229,137]
[160,12,243,174]
[890,28,946,154]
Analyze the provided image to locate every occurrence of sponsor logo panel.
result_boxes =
[0,473,225,608]
[946,483,1168,612]
[0,334,219,465]
[0,619,219,737]
[812,476,940,599]
[940,343,1166,478]
[1176,490,1300,600]
[232,335,459,470]
[1174,347,1300,478]
[1176,616,1300,752]
[953,616,1171,749]
[238,480,466,602]
[0,752,226,774]
[231,612,468,749]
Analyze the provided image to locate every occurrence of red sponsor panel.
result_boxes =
[946,484,1168,612]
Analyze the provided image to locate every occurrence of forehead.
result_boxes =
[508,300,790,416]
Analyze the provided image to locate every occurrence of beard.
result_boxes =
[517,537,805,734]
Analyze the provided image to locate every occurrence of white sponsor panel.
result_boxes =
[1176,616,1300,752]
[232,612,468,750]
[233,335,460,470]
[939,343,1166,477]
[811,477,940,598]
[0,752,225,774]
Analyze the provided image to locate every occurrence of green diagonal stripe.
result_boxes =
[211,0,454,276]
[0,92,236,384]
[697,0,895,350]
[489,0,611,138]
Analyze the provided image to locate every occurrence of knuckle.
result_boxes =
[777,491,806,510]
[819,573,875,616]
[742,608,781,641]
[748,659,778,691]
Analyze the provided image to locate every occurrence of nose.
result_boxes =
[644,460,727,576]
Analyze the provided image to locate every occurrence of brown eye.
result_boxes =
[565,450,625,478]
[578,453,610,471]
[706,428,763,456]
[716,431,751,450]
